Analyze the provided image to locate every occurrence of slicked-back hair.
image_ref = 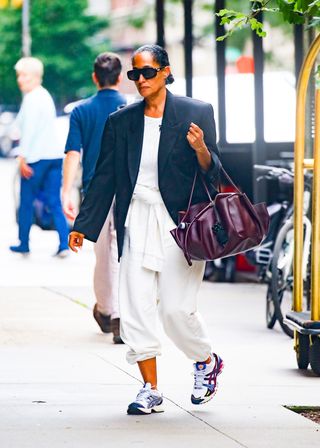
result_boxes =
[94,52,122,88]
[132,44,174,85]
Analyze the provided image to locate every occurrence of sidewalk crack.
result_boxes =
[94,354,248,448]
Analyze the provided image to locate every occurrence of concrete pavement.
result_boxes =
[0,158,319,447]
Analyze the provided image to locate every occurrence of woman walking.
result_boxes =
[69,45,223,415]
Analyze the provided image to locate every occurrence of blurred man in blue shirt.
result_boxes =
[62,53,126,343]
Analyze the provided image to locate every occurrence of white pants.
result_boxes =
[119,193,212,364]
[93,211,119,320]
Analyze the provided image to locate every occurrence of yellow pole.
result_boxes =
[311,86,320,320]
[294,33,320,312]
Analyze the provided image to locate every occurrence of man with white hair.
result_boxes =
[10,57,69,257]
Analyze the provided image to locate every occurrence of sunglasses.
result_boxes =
[127,66,165,81]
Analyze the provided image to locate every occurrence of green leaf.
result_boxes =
[216,9,245,19]
[276,0,306,24]
[249,17,267,36]
[216,8,229,17]
[220,17,231,25]
[295,0,310,12]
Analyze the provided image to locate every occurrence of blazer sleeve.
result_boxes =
[199,103,221,184]
[73,116,116,242]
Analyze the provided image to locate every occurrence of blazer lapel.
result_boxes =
[127,100,145,187]
[158,90,182,177]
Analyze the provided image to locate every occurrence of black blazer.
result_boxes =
[73,90,221,259]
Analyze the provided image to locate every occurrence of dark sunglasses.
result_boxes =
[127,66,165,81]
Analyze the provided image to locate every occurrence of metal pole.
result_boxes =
[252,11,266,204]
[311,85,320,321]
[294,25,304,87]
[22,0,31,57]
[293,33,320,312]
[183,0,193,97]
[215,0,226,145]
[253,15,264,148]
[155,0,165,48]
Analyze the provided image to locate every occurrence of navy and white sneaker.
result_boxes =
[191,353,224,405]
[127,383,164,415]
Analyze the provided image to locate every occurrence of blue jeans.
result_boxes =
[18,159,69,251]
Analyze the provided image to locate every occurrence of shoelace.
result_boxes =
[193,367,209,390]
[136,387,157,403]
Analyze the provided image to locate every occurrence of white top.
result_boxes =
[14,85,63,163]
[126,114,176,271]
[135,115,162,190]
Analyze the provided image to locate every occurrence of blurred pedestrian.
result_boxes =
[10,57,69,257]
[69,45,223,415]
[62,53,126,343]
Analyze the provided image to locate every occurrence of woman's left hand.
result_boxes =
[187,122,207,154]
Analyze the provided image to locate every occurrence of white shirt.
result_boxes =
[135,115,162,190]
[126,115,176,271]
[14,85,62,163]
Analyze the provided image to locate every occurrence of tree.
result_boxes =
[0,4,22,108]
[216,0,320,40]
[0,0,108,109]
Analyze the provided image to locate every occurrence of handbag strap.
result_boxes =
[180,170,212,265]
[184,170,214,218]
[219,166,241,194]
[187,164,241,211]
[186,171,198,212]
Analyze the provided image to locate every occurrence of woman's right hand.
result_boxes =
[68,231,85,252]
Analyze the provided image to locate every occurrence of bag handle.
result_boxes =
[183,170,214,220]
[185,171,198,213]
[219,166,241,194]
[185,164,241,217]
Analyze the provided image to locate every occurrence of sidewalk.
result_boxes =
[0,159,319,447]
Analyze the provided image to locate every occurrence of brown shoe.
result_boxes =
[111,318,124,344]
[93,304,112,333]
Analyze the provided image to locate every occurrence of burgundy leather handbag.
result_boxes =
[170,167,270,266]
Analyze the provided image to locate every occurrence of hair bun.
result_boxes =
[166,73,174,85]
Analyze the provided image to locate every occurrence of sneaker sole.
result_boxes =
[10,252,30,257]
[55,253,69,259]
[127,404,164,415]
[191,360,224,405]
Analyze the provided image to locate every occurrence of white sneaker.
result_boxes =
[53,249,69,259]
[191,353,224,405]
[127,383,164,415]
